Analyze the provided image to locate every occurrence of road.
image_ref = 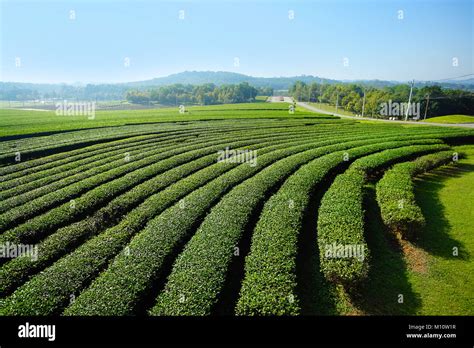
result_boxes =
[298,101,474,128]
[267,96,294,103]
[268,97,474,129]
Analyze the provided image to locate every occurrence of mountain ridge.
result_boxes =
[3,70,473,89]
[1,71,473,101]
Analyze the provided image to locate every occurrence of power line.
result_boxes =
[432,73,474,82]
[421,96,472,100]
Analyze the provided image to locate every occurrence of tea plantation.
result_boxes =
[0,103,472,315]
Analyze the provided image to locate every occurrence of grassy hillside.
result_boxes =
[425,115,474,124]
[409,145,474,314]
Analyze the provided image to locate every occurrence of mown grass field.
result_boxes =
[409,144,474,314]
[0,103,329,137]
[0,103,472,316]
[425,115,474,124]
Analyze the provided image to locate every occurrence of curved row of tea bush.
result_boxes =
[317,143,450,286]
[1,125,345,210]
[0,118,339,164]
[64,136,363,315]
[0,131,186,177]
[234,138,449,315]
[0,139,185,211]
[0,125,362,222]
[0,134,232,234]
[0,130,292,244]
[0,119,288,175]
[375,150,457,239]
[0,116,472,316]
[149,138,443,315]
[0,133,197,196]
[0,132,179,186]
[0,120,256,164]
[64,130,431,315]
[0,123,334,186]
[0,127,322,210]
[0,133,327,296]
[20,131,382,316]
[65,135,453,316]
[64,132,391,316]
[0,134,359,315]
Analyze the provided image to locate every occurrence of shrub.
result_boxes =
[150,139,445,315]
[317,143,450,286]
[1,133,346,315]
[376,150,457,238]
[0,133,321,296]
[235,139,443,315]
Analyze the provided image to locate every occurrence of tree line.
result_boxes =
[126,83,273,105]
[289,81,474,118]
[0,83,131,101]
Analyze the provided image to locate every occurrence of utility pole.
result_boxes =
[361,91,366,118]
[423,93,430,120]
[335,92,339,112]
[318,84,321,106]
[319,79,324,106]
[404,79,415,121]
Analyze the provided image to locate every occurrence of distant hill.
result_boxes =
[442,78,474,85]
[1,71,473,101]
[128,71,474,90]
[126,71,339,90]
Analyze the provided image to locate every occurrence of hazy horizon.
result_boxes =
[2,69,474,86]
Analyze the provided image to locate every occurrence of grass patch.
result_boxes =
[0,103,327,137]
[406,144,474,314]
[425,115,474,124]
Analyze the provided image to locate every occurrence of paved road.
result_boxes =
[267,96,294,103]
[296,101,474,129]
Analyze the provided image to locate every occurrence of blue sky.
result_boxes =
[1,0,472,83]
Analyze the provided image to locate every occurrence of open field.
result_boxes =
[425,115,474,124]
[0,103,473,316]
[0,103,332,138]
